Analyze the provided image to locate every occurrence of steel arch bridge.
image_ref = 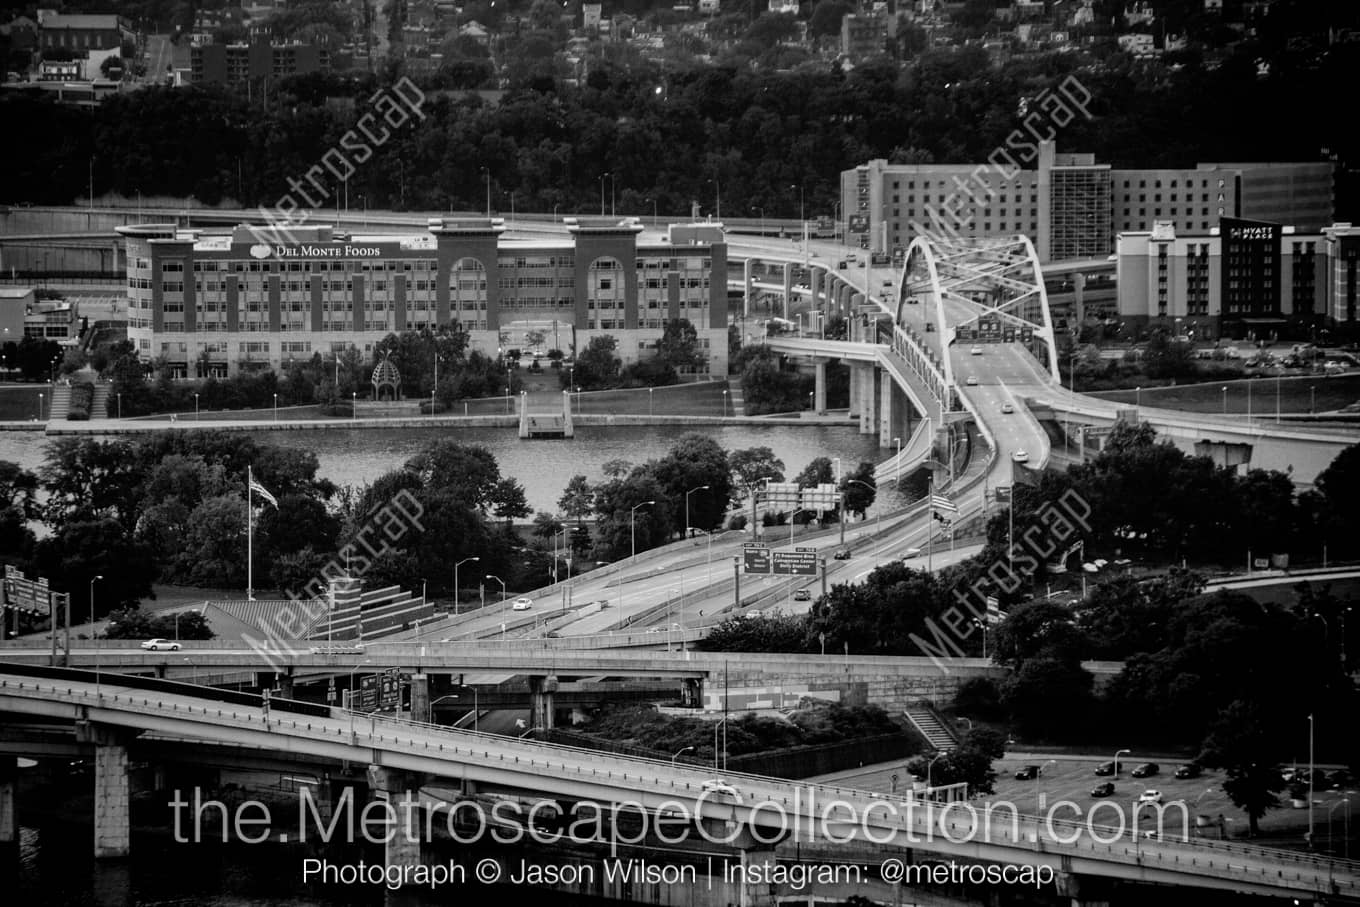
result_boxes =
[891,234,1061,391]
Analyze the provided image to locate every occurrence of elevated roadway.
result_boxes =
[1,670,1354,902]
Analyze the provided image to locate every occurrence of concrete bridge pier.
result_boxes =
[708,823,789,907]
[367,767,426,905]
[1055,871,1111,907]
[878,369,896,448]
[276,671,294,700]
[75,721,141,859]
[0,755,16,849]
[812,359,827,415]
[408,673,431,724]
[682,677,704,708]
[529,675,559,731]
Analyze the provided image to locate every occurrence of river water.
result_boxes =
[0,423,885,515]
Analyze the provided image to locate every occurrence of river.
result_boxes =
[0,423,886,515]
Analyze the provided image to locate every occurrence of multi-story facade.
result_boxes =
[116,218,729,379]
[190,41,330,87]
[844,141,1334,263]
[37,13,131,51]
[1114,219,1354,338]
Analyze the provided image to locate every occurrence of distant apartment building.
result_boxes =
[841,11,890,61]
[37,12,131,51]
[1115,219,1360,338]
[843,141,1334,263]
[190,41,330,86]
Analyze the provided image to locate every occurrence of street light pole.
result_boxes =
[1114,748,1131,777]
[672,745,695,766]
[485,574,506,607]
[89,575,104,693]
[630,500,656,564]
[685,485,710,539]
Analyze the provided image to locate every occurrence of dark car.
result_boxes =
[1328,769,1352,789]
[1094,762,1115,776]
[1014,765,1042,781]
[1174,764,1201,779]
[833,549,852,560]
[1091,782,1115,798]
[1131,763,1159,779]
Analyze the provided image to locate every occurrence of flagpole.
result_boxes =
[247,466,254,601]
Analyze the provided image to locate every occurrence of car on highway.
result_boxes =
[1014,765,1043,780]
[1131,763,1160,778]
[512,597,533,611]
[834,549,852,560]
[1011,450,1029,463]
[1137,790,1164,804]
[1174,763,1202,779]
[901,547,923,559]
[1091,782,1115,798]
[965,375,978,386]
[792,589,811,601]
[1000,403,1014,414]
[970,346,983,356]
[140,638,181,651]
[701,779,739,797]
[1094,762,1115,776]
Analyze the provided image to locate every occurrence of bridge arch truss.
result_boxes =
[895,234,1061,387]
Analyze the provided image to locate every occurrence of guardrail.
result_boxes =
[1,671,1352,896]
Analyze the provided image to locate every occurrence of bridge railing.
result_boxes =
[883,322,952,408]
[3,672,1356,893]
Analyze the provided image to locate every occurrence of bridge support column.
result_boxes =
[276,672,294,700]
[781,263,793,320]
[528,674,558,731]
[0,756,16,847]
[75,723,139,859]
[856,365,876,434]
[366,767,424,898]
[812,359,827,415]
[409,673,430,724]
[1055,872,1110,907]
[699,822,788,907]
[743,258,754,317]
[682,677,704,708]
[878,369,896,448]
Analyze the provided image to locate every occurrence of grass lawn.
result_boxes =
[1088,374,1360,415]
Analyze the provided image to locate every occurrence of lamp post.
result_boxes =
[434,691,479,732]
[599,172,609,216]
[925,752,946,793]
[1308,713,1315,849]
[116,392,121,419]
[1135,386,1140,408]
[194,392,199,421]
[1222,385,1227,415]
[37,392,43,421]
[1310,385,1316,415]
[846,479,879,561]
[272,393,278,422]
[1035,759,1057,812]
[893,436,901,488]
[90,574,103,695]
[671,745,695,766]
[648,386,653,416]
[630,500,655,563]
[1329,798,1351,858]
[351,391,356,420]
[1114,748,1131,776]
[722,389,729,417]
[482,168,491,217]
[753,206,764,237]
[685,485,710,539]
[485,574,506,607]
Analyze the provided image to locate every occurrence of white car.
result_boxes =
[701,779,738,797]
[901,547,923,559]
[965,375,978,386]
[1138,790,1163,804]
[512,597,533,611]
[1000,403,1015,414]
[140,638,180,651]
[1012,450,1029,463]
[970,346,983,356]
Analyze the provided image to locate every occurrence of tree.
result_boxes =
[728,447,785,499]
[532,510,565,544]
[991,600,1087,670]
[40,438,144,530]
[1000,655,1095,741]
[906,728,999,794]
[808,0,851,36]
[33,518,157,618]
[840,462,876,519]
[652,434,734,534]
[654,318,704,372]
[489,477,532,526]
[405,441,502,510]
[558,475,595,529]
[1198,700,1286,837]
[102,607,214,641]
[571,335,623,390]
[697,612,808,652]
[0,461,39,518]
[1074,570,1204,660]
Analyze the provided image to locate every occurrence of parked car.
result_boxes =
[140,638,180,651]
[1137,790,1164,804]
[965,375,978,386]
[512,597,533,611]
[970,346,983,356]
[1011,450,1029,463]
[1131,763,1159,778]
[1015,765,1042,781]
[833,549,852,560]
[1327,769,1353,789]
[1091,782,1115,798]
[1174,764,1202,779]
[1000,403,1014,414]
[792,589,811,601]
[1094,762,1115,776]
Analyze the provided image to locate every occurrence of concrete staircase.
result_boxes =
[726,383,745,416]
[90,383,110,420]
[45,384,71,421]
[903,703,960,752]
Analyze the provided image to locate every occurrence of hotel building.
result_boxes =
[843,141,1333,263]
[116,217,730,379]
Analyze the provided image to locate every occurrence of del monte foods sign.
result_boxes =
[247,243,383,259]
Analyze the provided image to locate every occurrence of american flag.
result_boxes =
[249,474,278,508]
